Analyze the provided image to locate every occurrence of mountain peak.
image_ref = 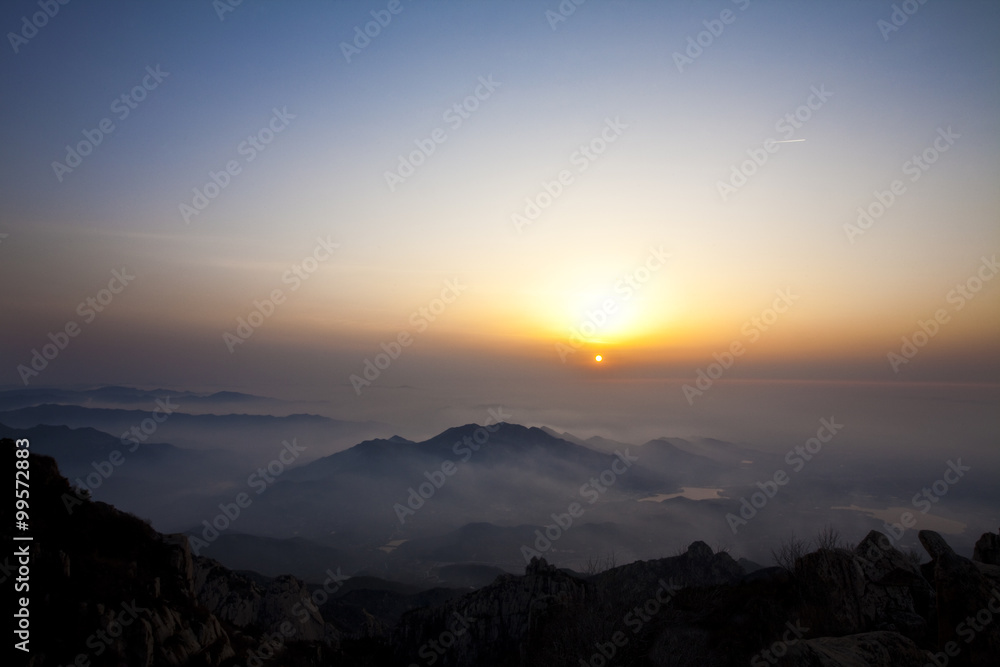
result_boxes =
[421,422,571,450]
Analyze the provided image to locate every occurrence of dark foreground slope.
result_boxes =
[5,443,347,666]
[6,440,999,666]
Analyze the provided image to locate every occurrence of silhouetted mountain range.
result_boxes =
[5,410,994,588]
[0,403,388,456]
[0,386,276,411]
[7,439,999,666]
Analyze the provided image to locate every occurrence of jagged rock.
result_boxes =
[795,548,868,635]
[193,558,260,626]
[393,557,588,666]
[192,556,337,644]
[776,630,929,666]
[4,445,335,667]
[526,555,557,575]
[921,530,955,560]
[360,608,388,638]
[973,529,1000,565]
[160,533,196,593]
[793,536,936,646]
[920,529,1000,665]
[854,531,921,579]
[259,574,333,643]
[853,531,933,644]
[687,540,714,560]
[593,540,745,597]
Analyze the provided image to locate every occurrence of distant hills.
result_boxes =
[0,385,269,411]
[9,439,999,666]
[0,400,392,463]
[2,385,995,589]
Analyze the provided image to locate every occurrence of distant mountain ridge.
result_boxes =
[0,385,269,411]
[0,401,392,465]
[11,440,998,666]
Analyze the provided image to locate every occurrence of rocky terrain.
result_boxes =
[7,440,999,666]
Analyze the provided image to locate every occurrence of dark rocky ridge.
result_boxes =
[7,441,999,666]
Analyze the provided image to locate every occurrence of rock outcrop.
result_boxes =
[5,450,238,666]
[192,556,338,644]
[973,528,1000,566]
[7,447,339,667]
[777,630,929,666]
[920,529,1000,666]
[393,555,589,666]
[789,531,932,642]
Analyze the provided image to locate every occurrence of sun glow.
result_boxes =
[595,354,603,362]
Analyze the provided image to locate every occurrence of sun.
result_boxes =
[595,354,603,362]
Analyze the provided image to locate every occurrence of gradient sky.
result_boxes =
[1,0,998,416]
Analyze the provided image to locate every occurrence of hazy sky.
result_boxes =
[2,0,998,411]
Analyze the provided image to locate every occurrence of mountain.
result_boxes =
[5,442,339,666]
[192,533,362,583]
[0,403,391,463]
[7,438,1000,666]
[179,421,947,581]
[647,435,760,466]
[10,413,992,590]
[0,385,272,412]
[0,421,243,530]
[0,421,238,472]
[228,423,663,542]
[181,423,809,582]
[538,426,632,453]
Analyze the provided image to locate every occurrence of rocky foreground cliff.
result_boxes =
[6,442,999,666]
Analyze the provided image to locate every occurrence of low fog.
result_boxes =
[3,381,995,586]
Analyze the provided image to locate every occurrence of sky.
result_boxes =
[1,0,998,434]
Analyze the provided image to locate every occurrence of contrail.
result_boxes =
[774,139,806,143]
